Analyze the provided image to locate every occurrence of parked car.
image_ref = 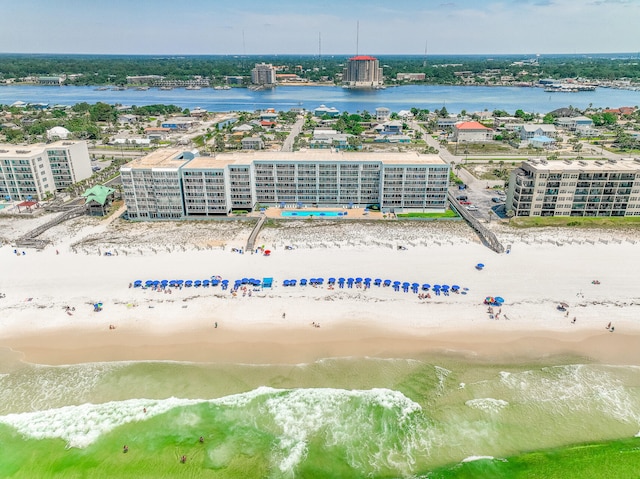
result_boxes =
[492,197,504,203]
[459,200,472,205]
[456,195,468,201]
[466,205,479,211]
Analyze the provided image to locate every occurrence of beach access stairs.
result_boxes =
[448,192,505,254]
[245,214,266,253]
[15,205,87,249]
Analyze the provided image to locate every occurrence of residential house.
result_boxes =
[241,137,264,150]
[452,121,493,142]
[555,116,594,131]
[82,184,116,216]
[520,124,557,140]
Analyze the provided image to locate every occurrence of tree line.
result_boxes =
[1,54,639,86]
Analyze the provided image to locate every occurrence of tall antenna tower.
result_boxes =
[423,40,428,67]
[318,32,322,59]
[356,21,359,56]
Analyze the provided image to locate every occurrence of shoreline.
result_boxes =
[3,319,638,367]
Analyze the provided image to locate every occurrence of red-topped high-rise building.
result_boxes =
[342,55,384,89]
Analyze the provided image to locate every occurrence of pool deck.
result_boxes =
[254,207,384,220]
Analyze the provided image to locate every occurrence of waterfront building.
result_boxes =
[38,76,64,85]
[121,149,450,218]
[126,75,165,85]
[82,184,116,216]
[342,56,384,89]
[0,141,91,201]
[375,107,391,121]
[506,158,640,217]
[314,105,340,118]
[251,63,277,86]
[396,73,426,81]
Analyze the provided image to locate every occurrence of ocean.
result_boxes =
[1,348,640,478]
[2,84,640,114]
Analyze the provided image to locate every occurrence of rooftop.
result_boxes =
[349,55,378,61]
[455,121,492,130]
[522,158,640,172]
[121,148,195,169]
[0,141,81,158]
[131,150,447,169]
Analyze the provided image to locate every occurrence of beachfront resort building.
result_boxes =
[121,149,450,219]
[342,56,384,89]
[506,158,640,217]
[0,141,92,201]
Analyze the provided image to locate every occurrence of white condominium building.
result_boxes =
[0,141,92,200]
[121,149,450,219]
[507,158,640,217]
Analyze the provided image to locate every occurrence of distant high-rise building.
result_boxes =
[251,63,277,86]
[342,56,384,89]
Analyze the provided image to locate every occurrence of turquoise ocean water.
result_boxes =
[1,348,640,478]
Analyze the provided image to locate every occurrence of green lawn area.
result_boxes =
[510,216,640,228]
[397,209,459,218]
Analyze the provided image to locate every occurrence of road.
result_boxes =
[281,116,304,152]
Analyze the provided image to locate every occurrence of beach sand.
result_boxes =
[1,216,640,367]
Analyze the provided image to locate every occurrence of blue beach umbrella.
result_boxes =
[495,297,505,303]
[422,284,430,290]
[452,285,460,291]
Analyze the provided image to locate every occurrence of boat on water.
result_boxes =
[111,87,127,91]
[135,86,150,91]
[185,86,201,90]
[94,87,109,91]
[159,86,173,91]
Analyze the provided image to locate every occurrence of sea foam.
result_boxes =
[0,386,429,476]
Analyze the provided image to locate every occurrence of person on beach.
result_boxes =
[199,436,204,443]
[181,455,187,463]
[123,445,128,453]
[572,317,577,324]
[607,321,612,330]
[215,322,218,328]
[282,313,286,319]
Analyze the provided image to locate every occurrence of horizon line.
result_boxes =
[0,51,638,57]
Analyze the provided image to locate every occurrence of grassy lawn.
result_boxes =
[509,216,640,228]
[397,209,459,218]
[447,143,542,156]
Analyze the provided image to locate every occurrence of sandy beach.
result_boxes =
[1,215,640,366]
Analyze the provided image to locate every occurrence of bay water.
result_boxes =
[2,84,640,114]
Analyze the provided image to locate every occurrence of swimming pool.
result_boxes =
[281,210,345,217]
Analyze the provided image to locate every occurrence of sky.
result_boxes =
[1,0,639,56]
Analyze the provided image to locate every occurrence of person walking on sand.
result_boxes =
[606,321,612,330]
[214,322,218,329]
[572,317,577,324]
[282,313,286,319]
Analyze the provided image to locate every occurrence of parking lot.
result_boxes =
[452,184,506,219]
